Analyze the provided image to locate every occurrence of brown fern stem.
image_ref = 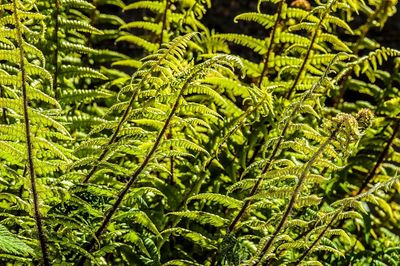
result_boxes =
[228,97,308,232]
[357,121,399,194]
[159,0,170,46]
[168,130,174,185]
[285,7,330,99]
[161,102,268,240]
[228,127,286,232]
[332,1,388,107]
[83,35,186,184]
[247,0,284,165]
[162,101,266,234]
[77,75,194,266]
[294,211,340,265]
[12,1,50,265]
[253,126,340,266]
[257,0,284,88]
[301,122,399,265]
[228,57,336,234]
[0,88,7,124]
[82,89,139,183]
[53,0,60,98]
[228,90,319,232]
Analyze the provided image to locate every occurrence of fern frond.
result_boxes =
[213,34,266,54]
[234,13,275,29]
[120,21,162,33]
[162,227,217,250]
[114,210,160,236]
[60,0,96,9]
[188,193,242,209]
[60,66,108,80]
[0,225,33,256]
[168,211,228,227]
[59,18,103,34]
[124,1,164,12]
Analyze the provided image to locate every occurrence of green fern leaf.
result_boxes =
[0,225,34,256]
[188,193,242,209]
[59,18,103,34]
[234,12,275,29]
[169,211,228,227]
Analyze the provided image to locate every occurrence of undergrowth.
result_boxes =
[0,0,399,265]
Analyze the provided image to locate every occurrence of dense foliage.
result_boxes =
[0,0,399,265]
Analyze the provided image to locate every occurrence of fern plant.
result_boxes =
[0,0,398,265]
[0,0,71,265]
[57,33,242,265]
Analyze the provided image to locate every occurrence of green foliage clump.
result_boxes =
[0,0,398,265]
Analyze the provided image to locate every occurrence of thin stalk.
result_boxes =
[246,0,284,164]
[246,141,264,167]
[77,74,196,266]
[157,143,233,250]
[12,1,50,265]
[357,122,399,193]
[181,102,265,215]
[82,38,186,183]
[158,153,231,250]
[258,0,284,87]
[1,87,7,124]
[82,89,139,183]
[159,0,170,46]
[228,91,312,232]
[180,98,270,208]
[295,175,389,266]
[302,122,399,265]
[352,1,389,55]
[178,99,264,216]
[53,0,60,98]
[168,130,174,185]
[228,125,286,232]
[157,170,209,251]
[157,83,271,252]
[332,1,388,107]
[253,126,341,266]
[285,2,332,99]
[227,53,338,234]
[293,211,340,265]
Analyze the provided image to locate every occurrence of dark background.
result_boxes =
[203,1,400,50]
